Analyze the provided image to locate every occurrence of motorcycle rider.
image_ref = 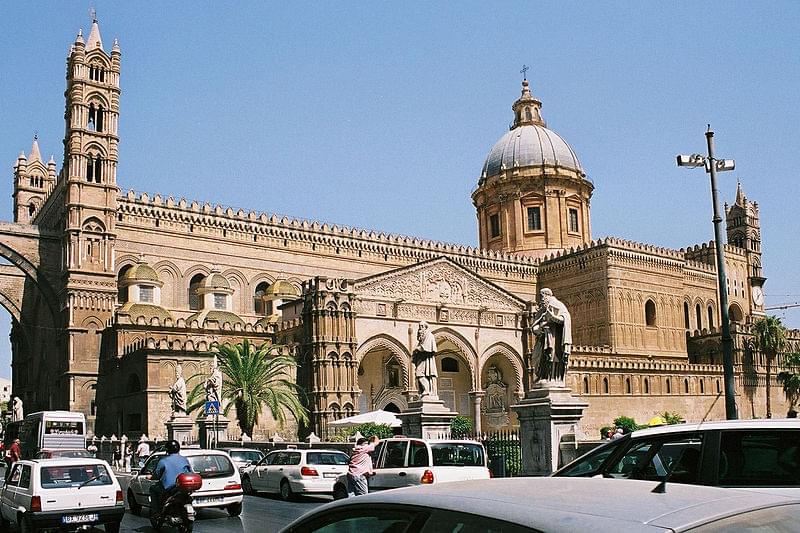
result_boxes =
[149,440,191,518]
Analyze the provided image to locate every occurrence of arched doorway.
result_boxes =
[355,336,409,414]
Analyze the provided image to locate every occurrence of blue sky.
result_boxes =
[1,2,799,379]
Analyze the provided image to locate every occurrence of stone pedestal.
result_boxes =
[165,415,194,446]
[398,397,457,439]
[511,383,588,476]
[196,413,230,448]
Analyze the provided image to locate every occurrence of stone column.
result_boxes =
[165,415,194,446]
[511,383,587,476]
[469,391,484,434]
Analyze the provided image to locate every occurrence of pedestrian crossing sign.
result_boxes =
[204,401,220,415]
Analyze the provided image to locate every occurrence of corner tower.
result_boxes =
[725,182,765,316]
[12,137,56,223]
[472,78,593,258]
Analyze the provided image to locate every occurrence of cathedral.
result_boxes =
[5,20,798,441]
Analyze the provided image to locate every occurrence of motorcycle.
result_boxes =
[150,472,203,533]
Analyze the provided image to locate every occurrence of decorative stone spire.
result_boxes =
[75,28,85,46]
[28,135,42,163]
[86,18,103,50]
[511,78,545,129]
[735,180,746,206]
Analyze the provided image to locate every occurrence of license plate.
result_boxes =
[198,496,223,503]
[62,513,99,524]
[323,473,338,478]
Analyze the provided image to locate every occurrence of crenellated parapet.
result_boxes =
[116,190,539,276]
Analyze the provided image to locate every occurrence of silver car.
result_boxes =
[242,448,350,501]
[281,477,800,532]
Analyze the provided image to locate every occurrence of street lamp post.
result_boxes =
[677,126,738,420]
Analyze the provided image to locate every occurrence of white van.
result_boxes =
[333,438,490,499]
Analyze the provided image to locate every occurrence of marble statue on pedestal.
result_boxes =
[413,321,438,398]
[168,364,187,416]
[529,288,572,383]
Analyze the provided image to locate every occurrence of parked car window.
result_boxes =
[188,454,235,478]
[431,443,485,467]
[19,465,31,488]
[371,441,386,467]
[686,503,800,532]
[409,441,429,467]
[287,452,302,466]
[263,452,279,466]
[228,450,263,464]
[605,434,702,482]
[383,441,408,468]
[421,508,538,533]
[556,441,621,477]
[140,455,161,475]
[292,507,426,533]
[7,464,22,486]
[40,464,112,489]
[719,430,800,487]
[306,452,349,465]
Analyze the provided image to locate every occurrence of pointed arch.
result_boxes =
[356,334,411,388]
[479,342,524,397]
[432,327,477,386]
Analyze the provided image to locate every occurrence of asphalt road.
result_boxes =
[116,472,331,532]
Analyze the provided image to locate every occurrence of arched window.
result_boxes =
[707,305,715,328]
[625,378,631,394]
[86,154,103,183]
[684,379,689,393]
[643,378,649,394]
[666,379,671,394]
[442,357,459,373]
[683,302,690,330]
[602,377,609,394]
[695,304,703,330]
[582,377,589,394]
[254,281,269,316]
[188,274,205,310]
[525,107,533,121]
[87,103,104,132]
[383,402,400,414]
[645,300,656,326]
[387,359,400,388]
[117,265,132,303]
[28,203,36,218]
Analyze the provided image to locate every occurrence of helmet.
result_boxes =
[165,440,181,454]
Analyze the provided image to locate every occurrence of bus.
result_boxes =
[4,411,87,459]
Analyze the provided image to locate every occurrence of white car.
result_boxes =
[242,448,350,500]
[127,449,243,517]
[554,418,800,496]
[217,447,265,473]
[332,438,490,499]
[0,458,125,532]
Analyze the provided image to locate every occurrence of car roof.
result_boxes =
[151,449,231,457]
[27,458,112,467]
[629,418,800,439]
[382,438,483,445]
[218,447,263,453]
[267,448,348,454]
[288,477,800,532]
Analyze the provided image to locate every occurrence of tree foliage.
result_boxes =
[450,415,474,438]
[348,422,394,440]
[778,352,800,413]
[613,416,641,434]
[752,316,788,418]
[188,340,309,436]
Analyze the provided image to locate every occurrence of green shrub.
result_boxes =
[661,411,684,425]
[450,415,474,438]
[348,422,394,439]
[599,425,614,439]
[613,416,640,434]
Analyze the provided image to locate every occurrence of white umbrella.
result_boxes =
[328,409,402,428]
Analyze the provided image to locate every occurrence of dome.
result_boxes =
[480,78,583,181]
[204,272,231,290]
[481,124,583,179]
[117,302,172,322]
[186,309,244,328]
[264,280,300,300]
[120,258,161,286]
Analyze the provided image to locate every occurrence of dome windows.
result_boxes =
[526,206,542,231]
[489,213,501,239]
[568,208,579,234]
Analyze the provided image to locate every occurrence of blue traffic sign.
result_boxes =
[204,401,220,415]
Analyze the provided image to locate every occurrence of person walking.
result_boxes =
[136,438,151,468]
[347,435,380,496]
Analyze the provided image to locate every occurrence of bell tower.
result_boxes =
[725,182,765,316]
[59,16,122,420]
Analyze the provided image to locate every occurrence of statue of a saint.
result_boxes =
[413,321,438,398]
[529,288,572,383]
[10,396,23,422]
[168,364,187,416]
[205,356,223,404]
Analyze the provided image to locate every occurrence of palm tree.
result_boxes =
[778,352,800,415]
[189,340,309,436]
[751,315,787,419]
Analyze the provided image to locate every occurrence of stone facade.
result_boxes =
[2,20,798,441]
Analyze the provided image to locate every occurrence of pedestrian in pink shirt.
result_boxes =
[348,435,380,496]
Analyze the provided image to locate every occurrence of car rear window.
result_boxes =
[229,450,263,463]
[40,464,112,489]
[307,452,349,465]
[188,454,235,478]
[431,443,485,467]
[719,430,800,487]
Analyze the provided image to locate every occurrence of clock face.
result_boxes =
[752,287,764,306]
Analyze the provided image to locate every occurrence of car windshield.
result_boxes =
[40,464,112,489]
[555,440,623,477]
[307,452,349,465]
[431,443,485,467]
[229,450,263,463]
[188,454,235,478]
